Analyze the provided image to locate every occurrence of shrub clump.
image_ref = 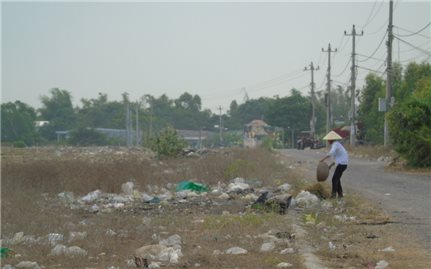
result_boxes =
[388,97,431,167]
[149,128,187,157]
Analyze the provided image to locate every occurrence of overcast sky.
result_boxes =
[2,1,430,113]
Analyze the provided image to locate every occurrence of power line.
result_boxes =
[394,23,431,38]
[399,40,430,53]
[361,0,384,29]
[357,53,385,62]
[356,65,385,74]
[393,35,431,56]
[333,58,351,78]
[357,31,388,63]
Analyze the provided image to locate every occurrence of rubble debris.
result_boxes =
[295,191,319,208]
[378,246,395,252]
[375,260,389,269]
[15,261,41,269]
[260,242,276,252]
[225,247,248,255]
[276,262,293,268]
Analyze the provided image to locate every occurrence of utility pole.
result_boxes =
[384,0,394,147]
[322,43,337,138]
[135,103,140,146]
[344,24,363,147]
[126,102,131,148]
[304,62,319,140]
[218,106,223,146]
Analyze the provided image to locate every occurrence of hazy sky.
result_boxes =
[2,1,430,113]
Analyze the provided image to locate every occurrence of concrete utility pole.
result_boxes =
[384,0,394,147]
[218,106,223,146]
[344,24,363,147]
[304,62,319,140]
[135,103,140,146]
[322,43,337,137]
[126,102,132,148]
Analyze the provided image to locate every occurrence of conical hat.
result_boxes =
[322,131,342,140]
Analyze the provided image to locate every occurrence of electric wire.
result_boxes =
[398,40,430,53]
[356,65,385,74]
[394,23,431,38]
[393,35,431,56]
[360,0,380,29]
[357,31,388,63]
[333,58,351,78]
[357,53,386,62]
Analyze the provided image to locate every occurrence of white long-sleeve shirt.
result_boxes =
[327,141,349,165]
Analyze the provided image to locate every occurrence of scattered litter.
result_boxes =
[225,247,248,255]
[276,262,293,268]
[295,191,319,208]
[375,260,389,269]
[212,249,222,256]
[378,246,395,252]
[304,214,316,225]
[47,233,64,246]
[81,190,102,203]
[277,183,292,192]
[1,248,12,259]
[280,248,295,254]
[366,233,379,239]
[260,242,275,252]
[121,182,135,195]
[50,244,87,257]
[9,232,25,245]
[159,234,182,247]
[135,243,182,264]
[328,241,336,251]
[15,261,41,269]
[176,181,208,193]
[227,182,250,194]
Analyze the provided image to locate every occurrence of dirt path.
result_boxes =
[280,149,431,250]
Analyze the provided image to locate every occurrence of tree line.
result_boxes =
[2,62,430,165]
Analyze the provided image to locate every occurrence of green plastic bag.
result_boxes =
[1,247,12,259]
[176,181,209,193]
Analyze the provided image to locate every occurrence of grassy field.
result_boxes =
[1,146,429,268]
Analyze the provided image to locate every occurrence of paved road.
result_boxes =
[280,149,431,249]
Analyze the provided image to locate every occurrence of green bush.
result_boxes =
[68,127,108,146]
[388,97,431,167]
[149,128,187,157]
[13,141,26,148]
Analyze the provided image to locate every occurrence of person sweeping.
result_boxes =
[320,131,349,199]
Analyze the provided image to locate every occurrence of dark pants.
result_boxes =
[332,164,347,198]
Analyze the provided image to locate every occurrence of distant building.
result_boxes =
[243,120,282,148]
[176,129,215,148]
[55,128,142,145]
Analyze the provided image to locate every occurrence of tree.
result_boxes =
[357,74,385,143]
[39,88,76,140]
[77,93,126,129]
[266,89,310,132]
[388,97,431,167]
[1,101,38,146]
[68,127,108,146]
[226,97,272,130]
[387,62,431,167]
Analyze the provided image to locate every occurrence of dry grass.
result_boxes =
[2,146,429,268]
[1,146,303,269]
[302,194,431,268]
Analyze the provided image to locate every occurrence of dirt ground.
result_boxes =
[1,146,430,268]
